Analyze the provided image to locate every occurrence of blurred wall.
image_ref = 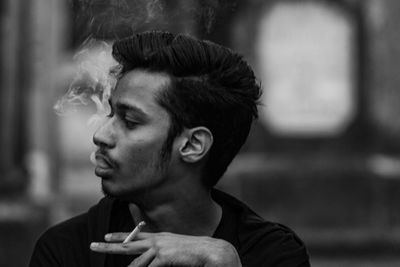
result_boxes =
[218,0,400,262]
[1,0,400,266]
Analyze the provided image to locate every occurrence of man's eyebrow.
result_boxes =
[109,99,148,119]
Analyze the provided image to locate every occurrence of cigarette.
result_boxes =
[122,221,146,244]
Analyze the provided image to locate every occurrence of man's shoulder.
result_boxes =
[29,212,91,267]
[213,189,310,266]
[36,196,113,247]
[41,212,88,243]
[29,197,114,267]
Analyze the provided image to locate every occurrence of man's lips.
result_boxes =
[94,153,116,178]
[94,152,116,169]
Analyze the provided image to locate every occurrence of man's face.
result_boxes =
[92,69,173,199]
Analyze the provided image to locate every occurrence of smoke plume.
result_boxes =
[54,38,117,124]
[56,0,227,120]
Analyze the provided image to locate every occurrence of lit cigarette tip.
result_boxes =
[122,221,146,244]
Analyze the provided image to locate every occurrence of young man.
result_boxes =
[30,31,310,267]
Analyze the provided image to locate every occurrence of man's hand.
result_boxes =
[90,232,242,267]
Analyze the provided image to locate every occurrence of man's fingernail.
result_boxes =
[90,242,98,248]
[105,234,112,240]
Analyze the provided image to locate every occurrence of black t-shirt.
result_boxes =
[29,190,310,267]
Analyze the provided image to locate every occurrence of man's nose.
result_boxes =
[93,118,116,149]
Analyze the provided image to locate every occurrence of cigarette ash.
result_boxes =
[54,38,119,126]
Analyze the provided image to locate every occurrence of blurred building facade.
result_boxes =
[1,0,400,266]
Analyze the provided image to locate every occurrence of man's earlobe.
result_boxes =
[180,127,213,163]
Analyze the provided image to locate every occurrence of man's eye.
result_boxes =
[124,119,138,129]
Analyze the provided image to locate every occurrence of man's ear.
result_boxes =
[179,127,213,163]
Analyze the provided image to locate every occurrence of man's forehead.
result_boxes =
[109,69,171,116]
[116,69,171,93]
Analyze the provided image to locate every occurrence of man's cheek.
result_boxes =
[124,149,154,171]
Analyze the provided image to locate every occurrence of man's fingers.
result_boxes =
[135,232,155,240]
[90,241,149,255]
[104,232,129,242]
[105,231,154,242]
[128,248,156,267]
[148,258,164,267]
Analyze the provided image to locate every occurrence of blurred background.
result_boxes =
[1,0,400,266]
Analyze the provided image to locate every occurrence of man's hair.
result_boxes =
[112,31,261,186]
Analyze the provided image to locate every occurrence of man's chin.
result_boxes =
[100,180,150,202]
[100,180,132,199]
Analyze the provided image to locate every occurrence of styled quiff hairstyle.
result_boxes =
[112,31,261,187]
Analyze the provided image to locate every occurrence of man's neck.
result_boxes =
[128,185,222,237]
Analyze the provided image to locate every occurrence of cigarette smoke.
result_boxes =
[56,0,227,119]
[71,0,225,44]
[56,0,232,121]
[54,38,118,126]
[90,151,96,165]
